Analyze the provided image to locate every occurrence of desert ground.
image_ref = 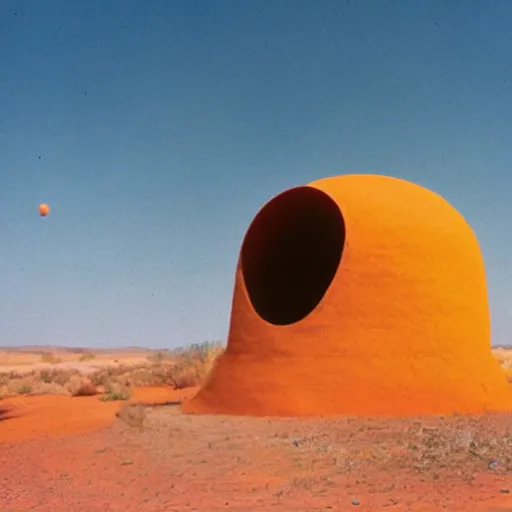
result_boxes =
[1,344,512,511]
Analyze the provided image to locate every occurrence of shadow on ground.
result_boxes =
[134,400,182,408]
[0,407,15,422]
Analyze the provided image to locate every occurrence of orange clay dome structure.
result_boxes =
[183,174,512,417]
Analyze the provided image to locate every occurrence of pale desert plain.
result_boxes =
[1,343,512,511]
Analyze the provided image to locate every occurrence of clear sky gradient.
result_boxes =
[1,0,511,348]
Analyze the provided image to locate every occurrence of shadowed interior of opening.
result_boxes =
[241,186,345,326]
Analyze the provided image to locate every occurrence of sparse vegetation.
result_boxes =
[1,345,511,404]
[157,341,224,390]
[18,384,32,395]
[100,381,131,401]
[40,352,62,364]
[0,341,226,400]
[39,369,53,383]
[146,349,174,363]
[67,375,98,397]
[78,351,96,362]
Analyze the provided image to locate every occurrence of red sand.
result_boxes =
[185,174,512,417]
[0,394,120,443]
[1,392,512,511]
[0,386,197,443]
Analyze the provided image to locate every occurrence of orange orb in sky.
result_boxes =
[38,203,50,217]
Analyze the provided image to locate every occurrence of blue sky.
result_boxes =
[1,0,511,348]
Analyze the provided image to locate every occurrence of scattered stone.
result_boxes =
[488,458,500,470]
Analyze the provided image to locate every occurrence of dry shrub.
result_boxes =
[123,367,166,387]
[4,372,68,397]
[89,368,112,387]
[146,350,174,363]
[85,347,223,390]
[34,382,68,395]
[0,368,83,398]
[67,375,98,396]
[0,341,225,398]
[40,352,62,364]
[38,369,54,383]
[89,365,137,387]
[100,380,131,401]
[161,362,201,389]
[53,369,80,386]
[0,373,14,387]
[78,351,96,361]
[0,370,25,385]
[6,379,33,395]
[37,368,80,386]
[159,341,224,389]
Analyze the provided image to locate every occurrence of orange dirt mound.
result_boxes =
[184,174,512,417]
[0,394,120,443]
[0,386,196,443]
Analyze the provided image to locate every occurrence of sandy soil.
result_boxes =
[1,386,512,511]
[0,347,154,375]
[0,386,195,443]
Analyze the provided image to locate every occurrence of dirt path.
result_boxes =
[1,389,512,511]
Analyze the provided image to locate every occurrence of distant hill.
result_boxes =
[0,345,153,354]
[1,343,508,354]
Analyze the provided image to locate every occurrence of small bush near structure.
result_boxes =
[158,341,224,389]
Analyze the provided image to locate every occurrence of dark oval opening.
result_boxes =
[241,186,345,326]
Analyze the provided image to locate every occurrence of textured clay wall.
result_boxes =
[183,174,512,417]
